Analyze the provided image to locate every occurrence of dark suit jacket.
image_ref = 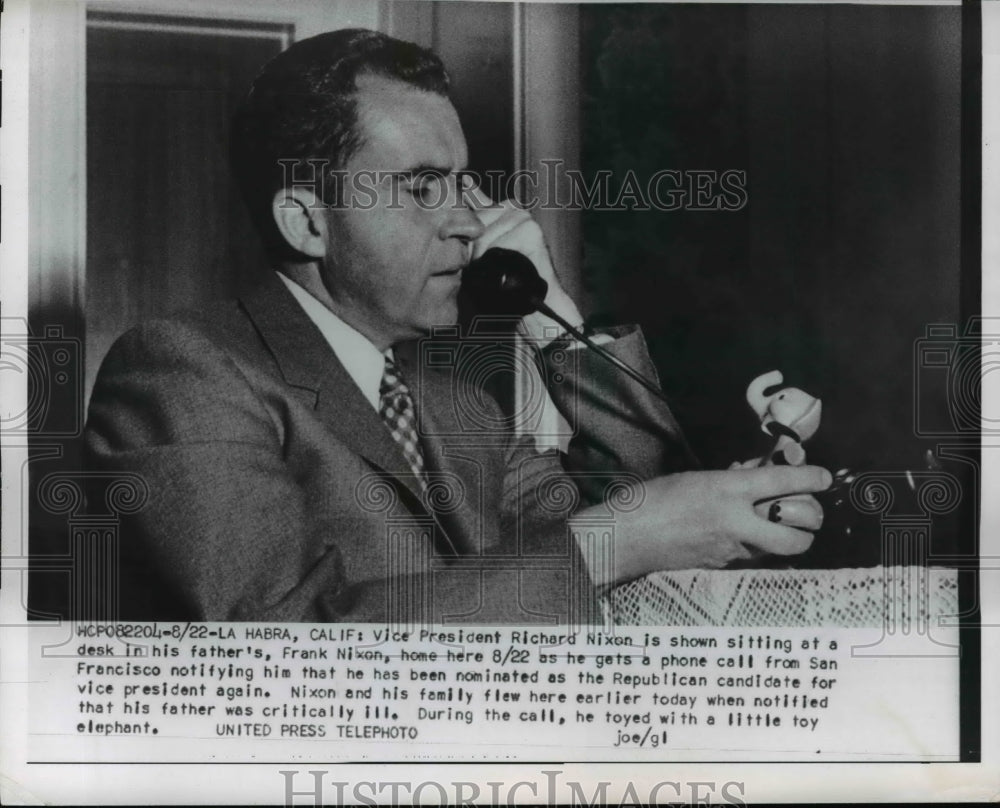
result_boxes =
[84,272,690,622]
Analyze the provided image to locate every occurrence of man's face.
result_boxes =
[317,75,484,349]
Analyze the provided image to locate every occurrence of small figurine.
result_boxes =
[745,369,822,467]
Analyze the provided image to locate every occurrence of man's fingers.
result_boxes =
[742,464,832,499]
[752,495,823,531]
[471,204,506,233]
[466,186,507,231]
[473,209,536,259]
[739,519,816,557]
[464,184,496,210]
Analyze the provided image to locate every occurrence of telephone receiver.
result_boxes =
[461,247,549,316]
[461,247,701,469]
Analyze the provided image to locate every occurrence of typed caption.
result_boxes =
[27,623,958,762]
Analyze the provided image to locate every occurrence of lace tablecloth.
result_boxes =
[605,566,959,627]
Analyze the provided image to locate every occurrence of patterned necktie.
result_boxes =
[379,354,428,492]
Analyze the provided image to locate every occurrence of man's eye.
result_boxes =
[407,172,447,204]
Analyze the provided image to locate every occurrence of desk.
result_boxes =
[606,566,958,626]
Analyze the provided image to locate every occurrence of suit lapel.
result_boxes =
[239,273,425,504]
[395,341,493,556]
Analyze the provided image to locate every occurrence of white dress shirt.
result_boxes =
[277,272,387,410]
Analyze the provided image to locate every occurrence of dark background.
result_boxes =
[85,23,284,398]
[579,4,962,475]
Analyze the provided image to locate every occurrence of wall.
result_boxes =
[581,4,962,474]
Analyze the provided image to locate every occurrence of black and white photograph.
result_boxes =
[1,0,996,803]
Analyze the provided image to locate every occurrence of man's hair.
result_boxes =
[231,28,450,261]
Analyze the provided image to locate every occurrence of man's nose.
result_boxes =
[439,190,486,243]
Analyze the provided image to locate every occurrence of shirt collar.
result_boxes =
[276,272,387,410]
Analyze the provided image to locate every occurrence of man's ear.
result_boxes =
[271,187,328,258]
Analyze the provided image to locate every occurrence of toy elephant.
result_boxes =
[745,369,822,466]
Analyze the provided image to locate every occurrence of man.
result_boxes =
[84,29,829,622]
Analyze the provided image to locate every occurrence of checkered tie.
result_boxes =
[379,354,428,492]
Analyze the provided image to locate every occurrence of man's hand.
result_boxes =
[576,464,832,587]
[466,187,582,343]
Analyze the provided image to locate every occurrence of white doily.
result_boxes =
[605,566,959,627]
